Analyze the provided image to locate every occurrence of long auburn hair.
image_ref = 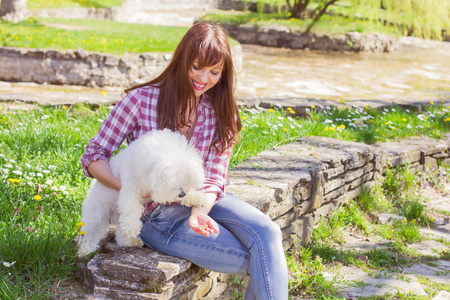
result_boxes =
[124,22,241,152]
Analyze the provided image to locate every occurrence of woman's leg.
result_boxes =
[139,194,288,300]
[209,193,288,300]
[139,203,251,275]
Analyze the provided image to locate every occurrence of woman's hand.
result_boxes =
[188,210,219,236]
[188,193,220,236]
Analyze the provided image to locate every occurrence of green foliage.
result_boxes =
[28,0,124,10]
[0,17,188,54]
[358,181,393,214]
[287,247,344,299]
[0,103,109,298]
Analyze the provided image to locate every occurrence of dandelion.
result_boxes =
[392,126,396,130]
[101,91,107,96]
[311,105,315,109]
[268,109,275,113]
[3,261,16,268]
[404,219,408,223]
[430,101,434,105]
[402,118,407,122]
[430,217,435,222]
[33,195,42,200]
[283,128,288,132]
[7,178,20,183]
[329,127,335,131]
[76,222,85,227]
[63,106,67,110]
[242,116,248,120]
[340,100,345,103]
[365,105,369,110]
[79,231,87,235]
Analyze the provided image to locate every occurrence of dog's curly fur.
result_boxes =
[77,129,207,257]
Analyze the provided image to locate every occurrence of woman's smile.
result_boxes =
[189,60,223,98]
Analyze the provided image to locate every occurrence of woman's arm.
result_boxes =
[87,160,122,191]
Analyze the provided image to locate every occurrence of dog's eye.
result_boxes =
[178,191,186,198]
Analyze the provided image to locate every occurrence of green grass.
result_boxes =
[28,0,124,10]
[233,103,450,168]
[1,102,450,298]
[199,11,401,37]
[0,17,189,54]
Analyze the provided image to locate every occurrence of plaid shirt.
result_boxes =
[81,85,233,215]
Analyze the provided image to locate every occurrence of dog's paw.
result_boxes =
[181,192,208,207]
[121,221,142,239]
[116,235,144,248]
[77,243,98,257]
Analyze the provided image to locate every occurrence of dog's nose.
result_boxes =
[178,191,186,198]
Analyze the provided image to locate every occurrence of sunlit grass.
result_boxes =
[27,0,124,10]
[0,17,188,54]
[200,11,401,36]
[1,102,449,298]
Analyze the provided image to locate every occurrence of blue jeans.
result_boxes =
[139,193,288,300]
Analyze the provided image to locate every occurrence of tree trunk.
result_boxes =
[0,0,27,22]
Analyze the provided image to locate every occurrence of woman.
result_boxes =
[81,22,288,299]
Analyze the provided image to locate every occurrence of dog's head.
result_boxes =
[146,149,205,205]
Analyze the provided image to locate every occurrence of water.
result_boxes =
[1,36,448,104]
[235,37,450,102]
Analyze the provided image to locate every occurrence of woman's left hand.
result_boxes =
[188,210,219,237]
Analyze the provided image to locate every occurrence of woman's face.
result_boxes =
[189,59,223,100]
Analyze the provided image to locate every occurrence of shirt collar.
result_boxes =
[199,94,212,109]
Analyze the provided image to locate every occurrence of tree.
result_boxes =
[0,0,27,22]
[285,0,339,32]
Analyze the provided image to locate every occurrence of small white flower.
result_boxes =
[3,261,16,268]
[12,170,23,176]
[45,179,54,185]
[407,124,412,129]
[59,186,67,191]
[48,165,57,169]
[43,170,50,174]
[36,173,43,177]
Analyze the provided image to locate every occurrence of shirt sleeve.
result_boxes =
[81,89,142,178]
[201,142,233,201]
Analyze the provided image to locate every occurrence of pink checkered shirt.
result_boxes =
[81,85,233,217]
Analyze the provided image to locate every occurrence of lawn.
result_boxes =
[1,102,450,298]
[0,17,189,54]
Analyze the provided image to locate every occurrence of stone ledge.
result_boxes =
[0,45,243,87]
[222,23,399,53]
[80,134,450,299]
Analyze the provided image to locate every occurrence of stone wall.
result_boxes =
[80,133,450,299]
[0,45,242,87]
[218,0,399,53]
[222,23,399,53]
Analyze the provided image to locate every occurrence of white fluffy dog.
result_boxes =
[77,129,207,257]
